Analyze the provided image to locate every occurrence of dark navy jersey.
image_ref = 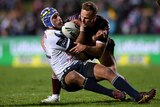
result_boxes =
[66,14,110,45]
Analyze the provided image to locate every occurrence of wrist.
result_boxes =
[80,26,85,32]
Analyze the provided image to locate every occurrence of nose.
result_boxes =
[57,16,61,19]
[58,16,62,21]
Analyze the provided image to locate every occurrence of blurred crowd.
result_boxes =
[0,0,160,37]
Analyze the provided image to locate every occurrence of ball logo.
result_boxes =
[65,27,77,39]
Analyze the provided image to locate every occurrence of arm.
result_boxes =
[41,35,46,52]
[70,42,106,58]
[77,25,108,45]
[70,29,108,58]
[75,26,86,44]
[84,42,105,57]
[71,20,86,44]
[65,14,87,44]
[92,30,108,42]
[85,29,109,57]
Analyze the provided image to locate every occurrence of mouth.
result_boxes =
[58,21,63,26]
[60,21,63,25]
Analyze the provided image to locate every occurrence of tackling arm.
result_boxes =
[84,42,106,57]
[70,29,108,58]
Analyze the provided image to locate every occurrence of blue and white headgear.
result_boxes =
[40,7,58,27]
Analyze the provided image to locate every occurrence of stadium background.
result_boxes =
[0,0,160,106]
[0,0,160,67]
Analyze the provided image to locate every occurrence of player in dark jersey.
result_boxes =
[68,2,156,102]
[67,1,121,78]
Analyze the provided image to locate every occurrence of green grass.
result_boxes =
[0,65,160,107]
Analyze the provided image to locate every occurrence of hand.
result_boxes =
[72,19,86,28]
[72,20,86,32]
[72,20,81,26]
[92,30,108,40]
[69,42,87,54]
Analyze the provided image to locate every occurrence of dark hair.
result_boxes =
[82,1,98,15]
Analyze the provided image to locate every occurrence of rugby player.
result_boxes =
[40,7,155,104]
[41,1,156,103]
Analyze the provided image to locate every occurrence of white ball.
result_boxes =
[62,22,79,39]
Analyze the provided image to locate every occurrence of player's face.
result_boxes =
[80,9,96,26]
[52,13,63,29]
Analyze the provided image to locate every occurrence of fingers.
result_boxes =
[70,46,77,53]
[75,49,79,54]
[69,42,78,52]
[69,42,85,54]
[96,30,108,38]
[102,31,108,38]
[70,48,79,53]
[74,42,77,44]
[72,19,78,22]
[72,20,81,26]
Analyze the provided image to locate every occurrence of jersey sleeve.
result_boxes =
[54,32,75,51]
[99,17,110,35]
[96,16,110,43]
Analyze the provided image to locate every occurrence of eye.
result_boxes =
[52,14,58,19]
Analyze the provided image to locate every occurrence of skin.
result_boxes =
[51,13,63,29]
[80,9,96,27]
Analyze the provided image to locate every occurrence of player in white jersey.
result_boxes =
[43,29,78,80]
[40,7,156,104]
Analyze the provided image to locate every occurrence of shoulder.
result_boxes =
[45,30,61,36]
[96,15,109,25]
[96,15,109,30]
[44,30,64,41]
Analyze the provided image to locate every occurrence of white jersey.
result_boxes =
[43,29,78,80]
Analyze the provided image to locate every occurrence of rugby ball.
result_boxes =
[62,22,79,39]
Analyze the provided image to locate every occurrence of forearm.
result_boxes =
[74,52,89,61]
[84,45,105,57]
[75,26,85,44]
